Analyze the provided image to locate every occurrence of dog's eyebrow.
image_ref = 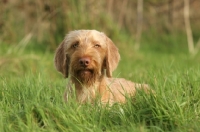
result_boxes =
[92,40,100,44]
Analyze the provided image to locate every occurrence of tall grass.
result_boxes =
[1,40,200,131]
[1,1,200,131]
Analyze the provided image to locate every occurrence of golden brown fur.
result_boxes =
[54,30,150,105]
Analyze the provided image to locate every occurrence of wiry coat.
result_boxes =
[54,30,150,105]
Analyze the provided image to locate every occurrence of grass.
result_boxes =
[1,39,200,132]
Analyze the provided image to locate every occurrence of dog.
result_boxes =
[54,30,150,105]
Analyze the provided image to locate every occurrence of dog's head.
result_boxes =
[54,30,120,84]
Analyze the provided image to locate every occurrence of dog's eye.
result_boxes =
[94,44,100,48]
[72,42,79,48]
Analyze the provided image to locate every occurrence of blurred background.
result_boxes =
[0,0,200,79]
[1,0,200,51]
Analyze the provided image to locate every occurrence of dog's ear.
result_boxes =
[105,36,120,77]
[54,40,69,78]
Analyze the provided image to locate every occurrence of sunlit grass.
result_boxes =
[0,43,200,131]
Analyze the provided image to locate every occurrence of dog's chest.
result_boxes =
[77,84,99,103]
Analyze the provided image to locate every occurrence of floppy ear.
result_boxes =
[105,36,120,77]
[54,40,69,78]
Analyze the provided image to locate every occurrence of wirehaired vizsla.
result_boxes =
[54,30,150,105]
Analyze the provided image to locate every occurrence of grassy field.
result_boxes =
[1,36,200,132]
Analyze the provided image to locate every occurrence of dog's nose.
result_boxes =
[79,57,90,67]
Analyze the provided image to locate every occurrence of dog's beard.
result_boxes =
[71,67,100,86]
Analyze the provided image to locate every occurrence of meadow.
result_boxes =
[1,33,200,132]
[1,1,200,131]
